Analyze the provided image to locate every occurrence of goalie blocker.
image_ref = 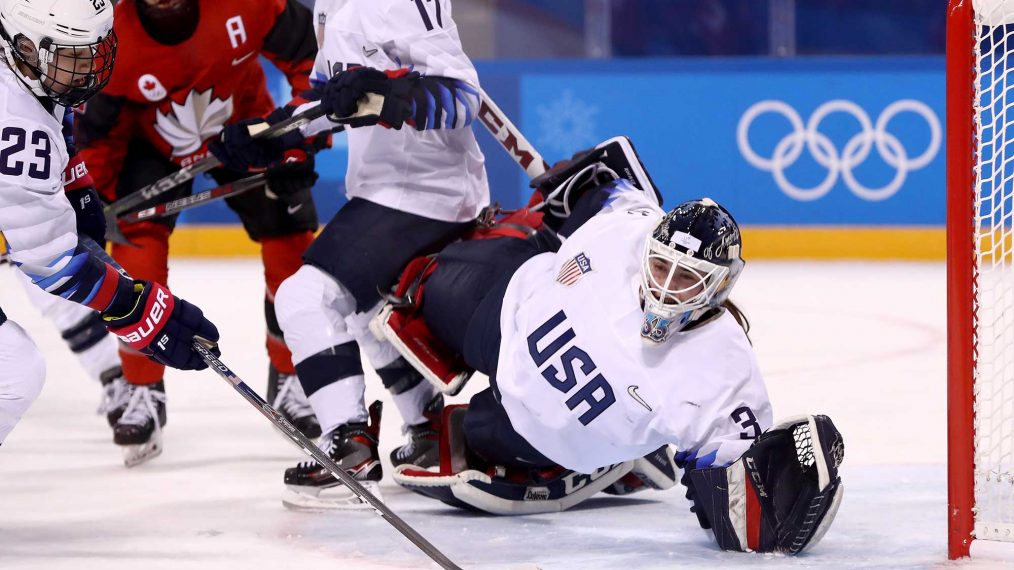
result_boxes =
[685,415,845,554]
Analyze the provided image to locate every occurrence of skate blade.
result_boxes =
[281,480,383,511]
[121,432,163,468]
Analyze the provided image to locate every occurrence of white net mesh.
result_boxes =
[974,0,1014,543]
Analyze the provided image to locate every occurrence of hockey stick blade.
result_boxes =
[192,341,463,570]
[120,173,268,223]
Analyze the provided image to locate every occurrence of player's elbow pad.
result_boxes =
[684,415,845,554]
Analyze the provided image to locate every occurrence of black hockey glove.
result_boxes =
[265,152,319,208]
[103,281,220,371]
[209,118,303,173]
[320,66,418,129]
[66,185,107,249]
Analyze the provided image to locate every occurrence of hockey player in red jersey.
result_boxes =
[75,0,323,465]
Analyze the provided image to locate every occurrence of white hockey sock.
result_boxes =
[390,379,438,427]
[307,374,368,439]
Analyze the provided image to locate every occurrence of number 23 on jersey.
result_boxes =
[0,127,51,180]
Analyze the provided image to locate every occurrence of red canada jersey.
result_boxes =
[76,0,315,200]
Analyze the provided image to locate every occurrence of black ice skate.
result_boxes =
[97,365,129,427]
[281,401,382,510]
[391,394,443,471]
[112,380,167,467]
[267,366,321,438]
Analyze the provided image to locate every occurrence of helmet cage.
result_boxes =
[2,28,116,107]
[639,236,737,343]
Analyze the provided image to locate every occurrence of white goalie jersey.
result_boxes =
[495,181,773,474]
[309,0,489,223]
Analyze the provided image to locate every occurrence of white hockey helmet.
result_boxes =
[639,197,744,343]
[0,0,117,107]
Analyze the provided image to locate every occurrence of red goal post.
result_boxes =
[948,0,1014,559]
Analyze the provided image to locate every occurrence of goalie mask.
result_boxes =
[0,0,117,108]
[639,198,744,343]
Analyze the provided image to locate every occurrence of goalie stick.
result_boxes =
[81,236,463,570]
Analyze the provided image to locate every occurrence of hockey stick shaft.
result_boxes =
[476,88,549,179]
[103,103,333,220]
[81,237,460,568]
[120,173,267,223]
[191,343,462,570]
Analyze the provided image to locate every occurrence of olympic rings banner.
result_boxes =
[504,57,945,226]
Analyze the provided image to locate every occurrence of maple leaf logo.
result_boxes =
[143,79,156,90]
[154,88,234,157]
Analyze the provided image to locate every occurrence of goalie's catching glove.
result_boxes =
[684,415,845,554]
[103,281,220,370]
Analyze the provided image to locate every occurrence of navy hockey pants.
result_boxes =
[304,198,471,312]
[421,232,555,376]
[463,387,556,469]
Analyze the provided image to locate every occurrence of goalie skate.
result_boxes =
[113,381,166,468]
[281,401,384,510]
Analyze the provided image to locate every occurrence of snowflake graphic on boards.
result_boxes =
[536,90,600,157]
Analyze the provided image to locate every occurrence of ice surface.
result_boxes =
[0,260,979,569]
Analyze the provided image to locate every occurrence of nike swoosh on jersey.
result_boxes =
[362,46,378,58]
[231,52,255,66]
[286,204,303,215]
[627,385,652,412]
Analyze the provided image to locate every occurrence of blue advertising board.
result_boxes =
[177,56,946,258]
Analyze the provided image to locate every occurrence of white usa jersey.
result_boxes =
[310,0,489,222]
[495,181,773,474]
[0,63,78,285]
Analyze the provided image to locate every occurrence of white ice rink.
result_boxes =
[0,259,975,569]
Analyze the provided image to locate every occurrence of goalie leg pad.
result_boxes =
[392,398,634,515]
[372,255,474,396]
[375,235,547,394]
[686,415,845,554]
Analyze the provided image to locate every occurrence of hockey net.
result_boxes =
[948,0,1014,559]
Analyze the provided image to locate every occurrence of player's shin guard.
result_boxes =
[393,405,634,515]
[60,313,127,424]
[112,222,168,387]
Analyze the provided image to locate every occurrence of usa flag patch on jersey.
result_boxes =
[556,253,593,286]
